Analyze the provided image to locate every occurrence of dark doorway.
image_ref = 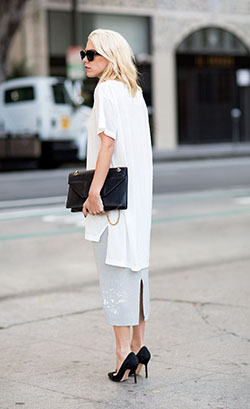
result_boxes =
[176,28,250,144]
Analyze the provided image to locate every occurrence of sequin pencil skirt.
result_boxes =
[93,227,150,326]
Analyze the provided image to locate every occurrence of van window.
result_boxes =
[5,87,35,103]
[52,83,71,104]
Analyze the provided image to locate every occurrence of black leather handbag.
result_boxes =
[66,166,128,225]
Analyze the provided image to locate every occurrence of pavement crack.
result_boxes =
[151,297,249,310]
[152,297,250,343]
[0,306,102,330]
[194,303,250,343]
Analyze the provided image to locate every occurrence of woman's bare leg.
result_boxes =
[113,281,145,377]
[113,325,131,374]
[131,280,145,354]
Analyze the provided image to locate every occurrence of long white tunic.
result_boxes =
[85,80,153,272]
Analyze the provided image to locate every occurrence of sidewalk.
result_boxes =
[1,258,249,408]
[1,190,250,408]
[153,142,250,162]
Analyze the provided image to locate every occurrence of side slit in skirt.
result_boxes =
[93,227,150,326]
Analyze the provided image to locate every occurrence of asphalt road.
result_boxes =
[1,179,250,408]
[0,158,250,205]
[1,156,250,408]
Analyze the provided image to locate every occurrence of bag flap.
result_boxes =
[68,181,90,199]
[101,175,126,197]
[68,170,94,199]
[68,168,127,199]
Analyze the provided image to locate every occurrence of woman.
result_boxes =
[81,29,153,383]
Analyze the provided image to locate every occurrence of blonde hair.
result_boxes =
[88,29,141,97]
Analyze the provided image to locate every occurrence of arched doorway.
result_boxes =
[176,27,250,144]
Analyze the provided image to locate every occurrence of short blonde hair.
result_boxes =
[88,29,140,97]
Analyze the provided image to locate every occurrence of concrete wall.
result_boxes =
[152,12,250,149]
[8,0,49,77]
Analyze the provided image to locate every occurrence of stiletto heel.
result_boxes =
[108,352,139,383]
[129,346,151,378]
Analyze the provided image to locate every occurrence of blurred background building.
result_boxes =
[5,0,250,150]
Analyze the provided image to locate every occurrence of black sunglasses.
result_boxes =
[80,49,100,61]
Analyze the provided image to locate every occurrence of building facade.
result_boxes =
[7,0,250,149]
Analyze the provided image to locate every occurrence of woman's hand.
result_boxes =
[82,192,105,217]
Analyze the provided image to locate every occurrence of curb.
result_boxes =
[153,142,250,162]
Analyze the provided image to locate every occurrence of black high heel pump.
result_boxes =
[108,352,139,383]
[129,346,151,378]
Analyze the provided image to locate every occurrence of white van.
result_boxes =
[0,77,91,166]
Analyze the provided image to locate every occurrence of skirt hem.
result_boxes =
[105,315,150,327]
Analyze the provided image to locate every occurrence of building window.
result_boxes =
[177,27,249,56]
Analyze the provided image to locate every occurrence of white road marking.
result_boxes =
[1,191,249,222]
[0,205,85,226]
[0,206,67,220]
[0,196,66,209]
[234,197,250,205]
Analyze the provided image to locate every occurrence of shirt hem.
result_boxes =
[85,224,108,242]
[105,256,149,272]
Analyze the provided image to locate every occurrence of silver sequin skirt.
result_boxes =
[93,227,150,326]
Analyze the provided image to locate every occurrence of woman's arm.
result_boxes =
[82,132,114,217]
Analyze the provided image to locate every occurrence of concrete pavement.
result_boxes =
[0,188,250,408]
[153,142,250,162]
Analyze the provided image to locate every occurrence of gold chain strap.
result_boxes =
[105,210,120,226]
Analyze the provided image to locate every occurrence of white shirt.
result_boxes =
[85,80,153,272]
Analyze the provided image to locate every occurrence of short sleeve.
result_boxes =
[94,84,117,140]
